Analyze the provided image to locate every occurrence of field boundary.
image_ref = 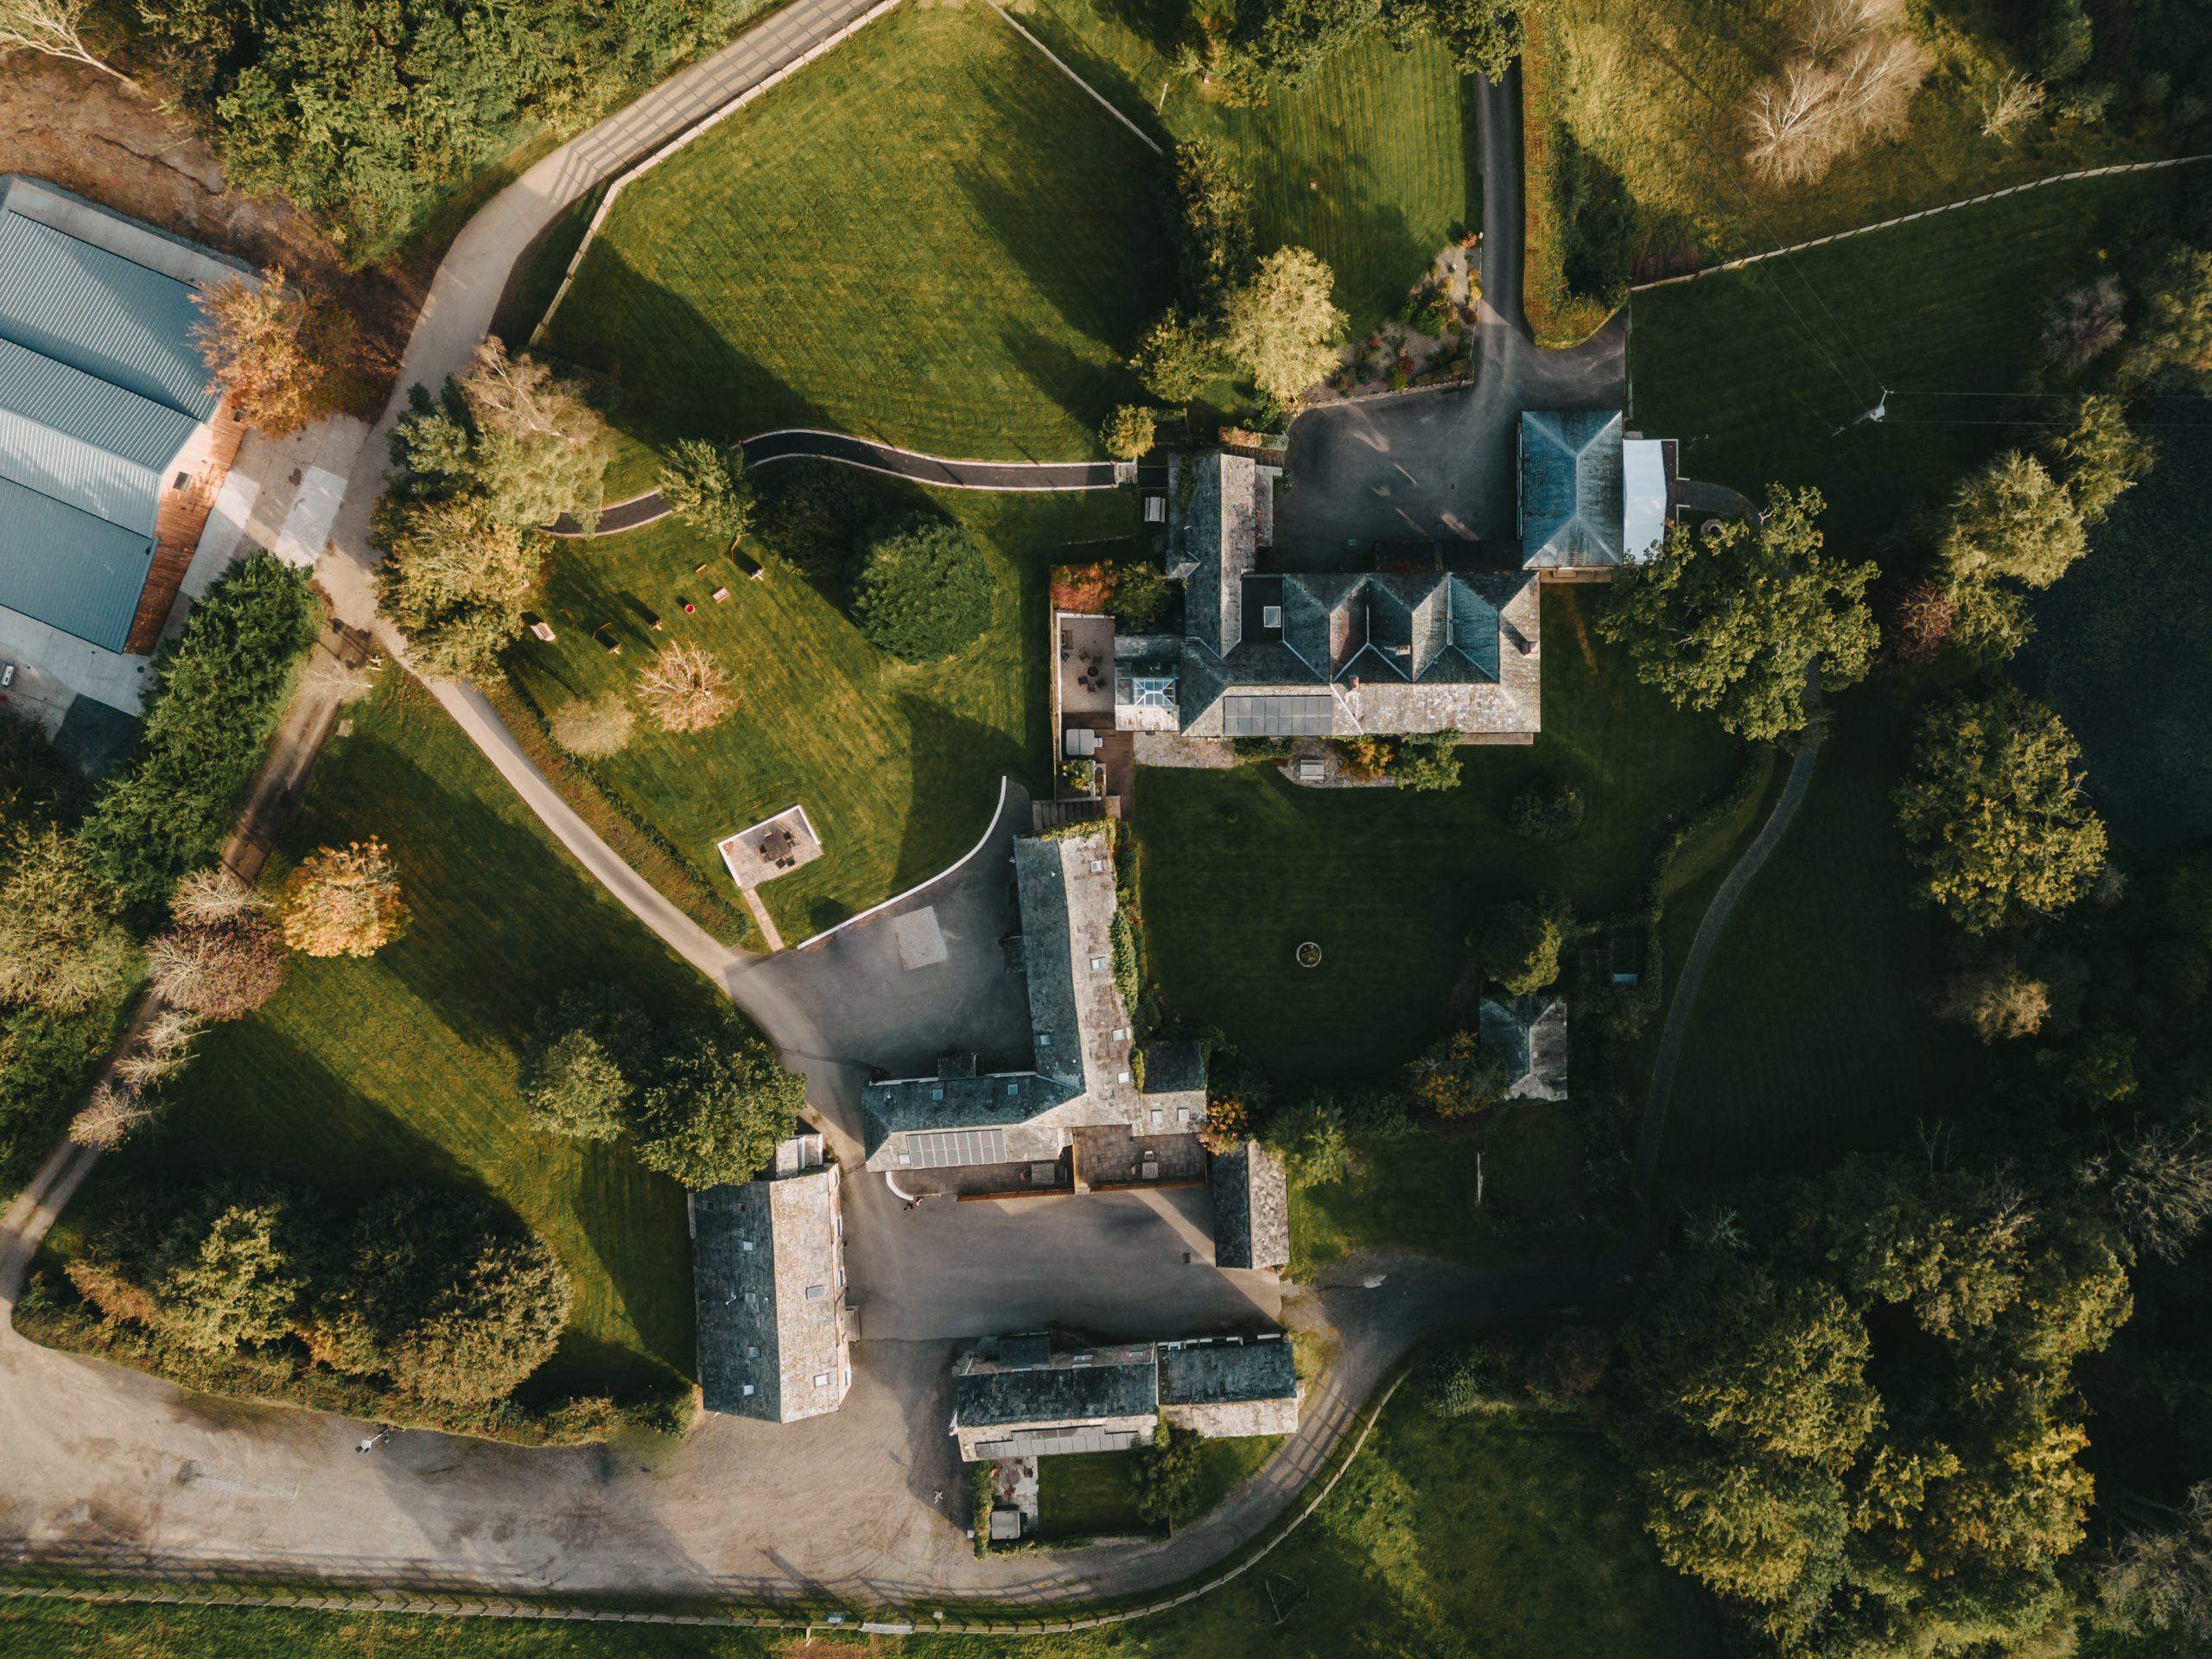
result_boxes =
[528,0,904,346]
[984,0,1163,157]
[790,775,1015,949]
[1632,152,2212,292]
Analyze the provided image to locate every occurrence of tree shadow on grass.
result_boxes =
[890,694,1027,896]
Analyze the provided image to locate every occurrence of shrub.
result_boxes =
[520,984,651,1141]
[1262,1093,1353,1187]
[1108,562,1172,629]
[79,554,318,913]
[1134,1419,1205,1527]
[849,516,996,661]
[1481,900,1563,994]
[1198,1095,1250,1154]
[278,838,408,958]
[1934,958,2051,1043]
[1883,578,1956,668]
[1050,562,1116,613]
[0,826,136,1015]
[1509,777,1586,842]
[1403,1029,1508,1118]
[1526,1324,1614,1410]
[1100,404,1158,461]
[1391,731,1461,792]
[548,690,635,757]
[631,1018,807,1189]
[1426,1336,1525,1415]
[635,644,734,734]
[970,1460,995,1557]
[753,462,869,581]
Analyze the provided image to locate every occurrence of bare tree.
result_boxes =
[2044,275,2126,372]
[2112,1123,2212,1263]
[550,690,637,756]
[70,1081,159,1150]
[299,656,381,705]
[1980,73,2046,140]
[113,1009,206,1090]
[634,644,735,734]
[1744,0,1928,185]
[146,914,287,1020]
[169,868,264,927]
[0,0,133,83]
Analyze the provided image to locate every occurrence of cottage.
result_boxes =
[1478,994,1570,1102]
[692,1133,852,1422]
[1158,1335,1299,1440]
[1210,1139,1290,1272]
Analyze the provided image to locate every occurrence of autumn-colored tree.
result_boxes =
[1403,1029,1507,1118]
[191,267,356,437]
[277,838,408,957]
[634,643,734,734]
[1198,1095,1249,1154]
[1220,246,1347,405]
[146,912,288,1020]
[548,690,635,757]
[1934,957,2050,1043]
[1881,577,1955,668]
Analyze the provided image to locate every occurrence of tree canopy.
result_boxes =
[657,438,753,542]
[849,515,996,662]
[630,1019,807,1188]
[1219,246,1347,406]
[1895,686,2107,935]
[192,267,355,437]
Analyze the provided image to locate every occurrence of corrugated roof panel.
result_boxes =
[0,335,198,470]
[0,474,155,652]
[0,402,163,533]
[0,209,216,420]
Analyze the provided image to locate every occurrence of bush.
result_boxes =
[1526,1324,1614,1410]
[1480,900,1564,994]
[1262,1092,1353,1187]
[548,690,636,757]
[970,1460,995,1557]
[1134,1419,1206,1528]
[1108,562,1172,629]
[1391,730,1461,792]
[1426,1336,1525,1416]
[753,462,871,582]
[79,555,318,915]
[849,515,996,662]
[1403,1030,1508,1118]
[1509,777,1586,842]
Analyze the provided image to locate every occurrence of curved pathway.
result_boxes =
[548,435,1170,538]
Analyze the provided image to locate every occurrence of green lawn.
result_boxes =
[1625,175,2175,1191]
[1017,0,1481,330]
[1134,587,1746,1082]
[1036,1435,1282,1540]
[543,1,1173,493]
[505,469,1137,941]
[69,677,717,1398]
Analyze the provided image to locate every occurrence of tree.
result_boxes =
[2097,1481,2212,1639]
[1509,778,1585,842]
[1168,140,1256,311]
[1934,957,2050,1043]
[145,912,287,1020]
[1134,1419,1206,1526]
[1527,1324,1614,1410]
[1391,730,1461,792]
[111,1007,203,1092]
[0,0,132,82]
[1939,451,2087,592]
[657,438,753,543]
[1382,0,1526,79]
[849,515,996,661]
[1131,309,1223,404]
[632,643,734,734]
[1260,1092,1352,1187]
[1480,899,1562,994]
[1596,486,1877,744]
[1882,577,1956,668]
[1403,1029,1507,1118]
[69,1080,161,1151]
[1739,0,1928,187]
[1106,561,1170,628]
[277,838,408,958]
[455,338,610,532]
[1099,404,1158,461]
[520,984,652,1141]
[548,690,635,757]
[308,1186,571,1404]
[169,868,263,926]
[2107,1124,2212,1264]
[191,267,355,437]
[1220,0,1382,90]
[753,462,868,581]
[1895,688,2107,934]
[373,495,537,679]
[2045,393,2154,527]
[2123,244,2212,390]
[2043,274,2124,372]
[630,1020,806,1189]
[151,1179,313,1353]
[1219,246,1346,405]
[0,826,135,1015]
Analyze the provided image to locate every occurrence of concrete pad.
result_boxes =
[273,462,351,568]
[892,908,949,970]
[0,606,153,723]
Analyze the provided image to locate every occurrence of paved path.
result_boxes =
[548,438,1169,538]
[1274,68,1624,561]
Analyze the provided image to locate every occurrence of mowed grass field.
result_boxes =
[1019,0,1481,329]
[506,471,1138,941]
[1035,1435,1280,1540]
[1628,175,2172,1186]
[3,1399,1722,1659]
[543,1,1173,493]
[82,677,715,1397]
[1134,587,1745,1082]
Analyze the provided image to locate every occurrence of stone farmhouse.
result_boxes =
[691,1132,852,1423]
[1480,993,1570,1101]
[861,827,1208,1194]
[1103,412,1677,745]
[1210,1139,1290,1272]
[951,1332,1299,1461]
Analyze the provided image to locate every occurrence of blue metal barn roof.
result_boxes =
[0,474,155,652]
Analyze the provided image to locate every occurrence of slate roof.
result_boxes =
[1478,994,1570,1101]
[1519,410,1624,568]
[693,1159,846,1422]
[956,1351,1159,1427]
[1141,1039,1208,1096]
[1211,1140,1290,1271]
[1158,1337,1296,1406]
[1014,836,1086,1093]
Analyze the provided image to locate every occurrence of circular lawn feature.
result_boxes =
[1296,941,1324,969]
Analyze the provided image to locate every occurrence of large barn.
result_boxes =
[0,176,246,661]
